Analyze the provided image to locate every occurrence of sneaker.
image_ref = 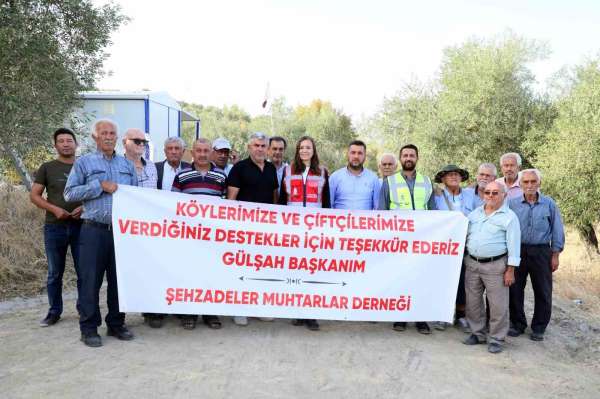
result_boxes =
[456,317,470,333]
[233,316,248,326]
[392,322,407,331]
[416,322,432,335]
[40,313,60,327]
[259,317,274,322]
[433,321,447,331]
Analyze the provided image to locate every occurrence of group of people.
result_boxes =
[30,118,565,353]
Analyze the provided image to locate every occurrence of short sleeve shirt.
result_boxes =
[226,158,279,204]
[34,160,82,224]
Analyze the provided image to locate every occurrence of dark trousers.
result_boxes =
[509,244,553,334]
[78,223,124,334]
[456,261,466,306]
[44,222,82,316]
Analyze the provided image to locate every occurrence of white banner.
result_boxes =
[112,186,468,322]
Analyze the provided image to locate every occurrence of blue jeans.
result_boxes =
[43,222,82,316]
[78,223,125,334]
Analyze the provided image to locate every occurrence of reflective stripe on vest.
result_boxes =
[387,172,432,210]
[284,165,326,208]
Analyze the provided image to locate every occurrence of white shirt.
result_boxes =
[162,161,185,191]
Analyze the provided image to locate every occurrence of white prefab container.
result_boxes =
[74,91,200,161]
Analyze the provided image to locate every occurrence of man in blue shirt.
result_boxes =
[464,163,497,210]
[329,140,379,210]
[463,181,520,354]
[64,119,138,348]
[508,169,565,341]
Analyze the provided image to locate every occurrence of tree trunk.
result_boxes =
[0,142,33,191]
[577,223,600,258]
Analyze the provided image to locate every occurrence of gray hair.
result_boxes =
[521,168,542,182]
[193,137,211,147]
[500,152,522,167]
[91,118,119,138]
[478,162,498,177]
[164,136,186,149]
[379,152,398,165]
[249,131,268,143]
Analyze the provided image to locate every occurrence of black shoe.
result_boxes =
[202,315,222,329]
[416,322,431,335]
[107,326,134,341]
[40,313,60,327]
[488,342,503,354]
[393,322,407,331]
[145,314,163,329]
[508,327,523,337]
[81,332,102,347]
[530,332,544,341]
[291,319,304,326]
[305,319,320,331]
[463,334,484,345]
[181,316,197,330]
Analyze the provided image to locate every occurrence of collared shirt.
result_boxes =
[161,161,185,191]
[377,171,437,210]
[135,157,158,189]
[64,151,137,224]
[171,163,226,197]
[509,193,565,252]
[274,162,288,186]
[329,167,380,210]
[226,157,279,204]
[496,175,523,200]
[434,187,476,217]
[466,204,521,266]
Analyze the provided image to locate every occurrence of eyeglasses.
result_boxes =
[130,138,148,145]
[483,191,501,196]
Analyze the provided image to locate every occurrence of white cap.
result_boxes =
[212,137,231,151]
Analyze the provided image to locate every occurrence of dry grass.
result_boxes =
[555,229,600,314]
[0,185,599,316]
[0,184,76,300]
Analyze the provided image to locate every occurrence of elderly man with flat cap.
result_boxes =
[432,165,476,332]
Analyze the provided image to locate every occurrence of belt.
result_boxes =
[468,253,507,263]
[83,219,112,231]
[522,243,550,247]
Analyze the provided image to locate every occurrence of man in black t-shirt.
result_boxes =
[30,128,83,327]
[226,132,279,326]
[226,132,279,204]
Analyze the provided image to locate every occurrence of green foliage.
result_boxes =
[362,32,554,179]
[0,0,126,183]
[536,58,600,227]
[182,98,356,172]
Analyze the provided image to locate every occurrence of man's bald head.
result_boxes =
[123,128,148,159]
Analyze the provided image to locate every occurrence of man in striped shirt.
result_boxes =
[171,138,226,330]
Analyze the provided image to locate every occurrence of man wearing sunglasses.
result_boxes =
[123,128,158,189]
[463,181,521,354]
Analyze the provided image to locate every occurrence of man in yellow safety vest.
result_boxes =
[378,143,436,334]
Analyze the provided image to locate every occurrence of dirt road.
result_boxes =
[1,292,599,399]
